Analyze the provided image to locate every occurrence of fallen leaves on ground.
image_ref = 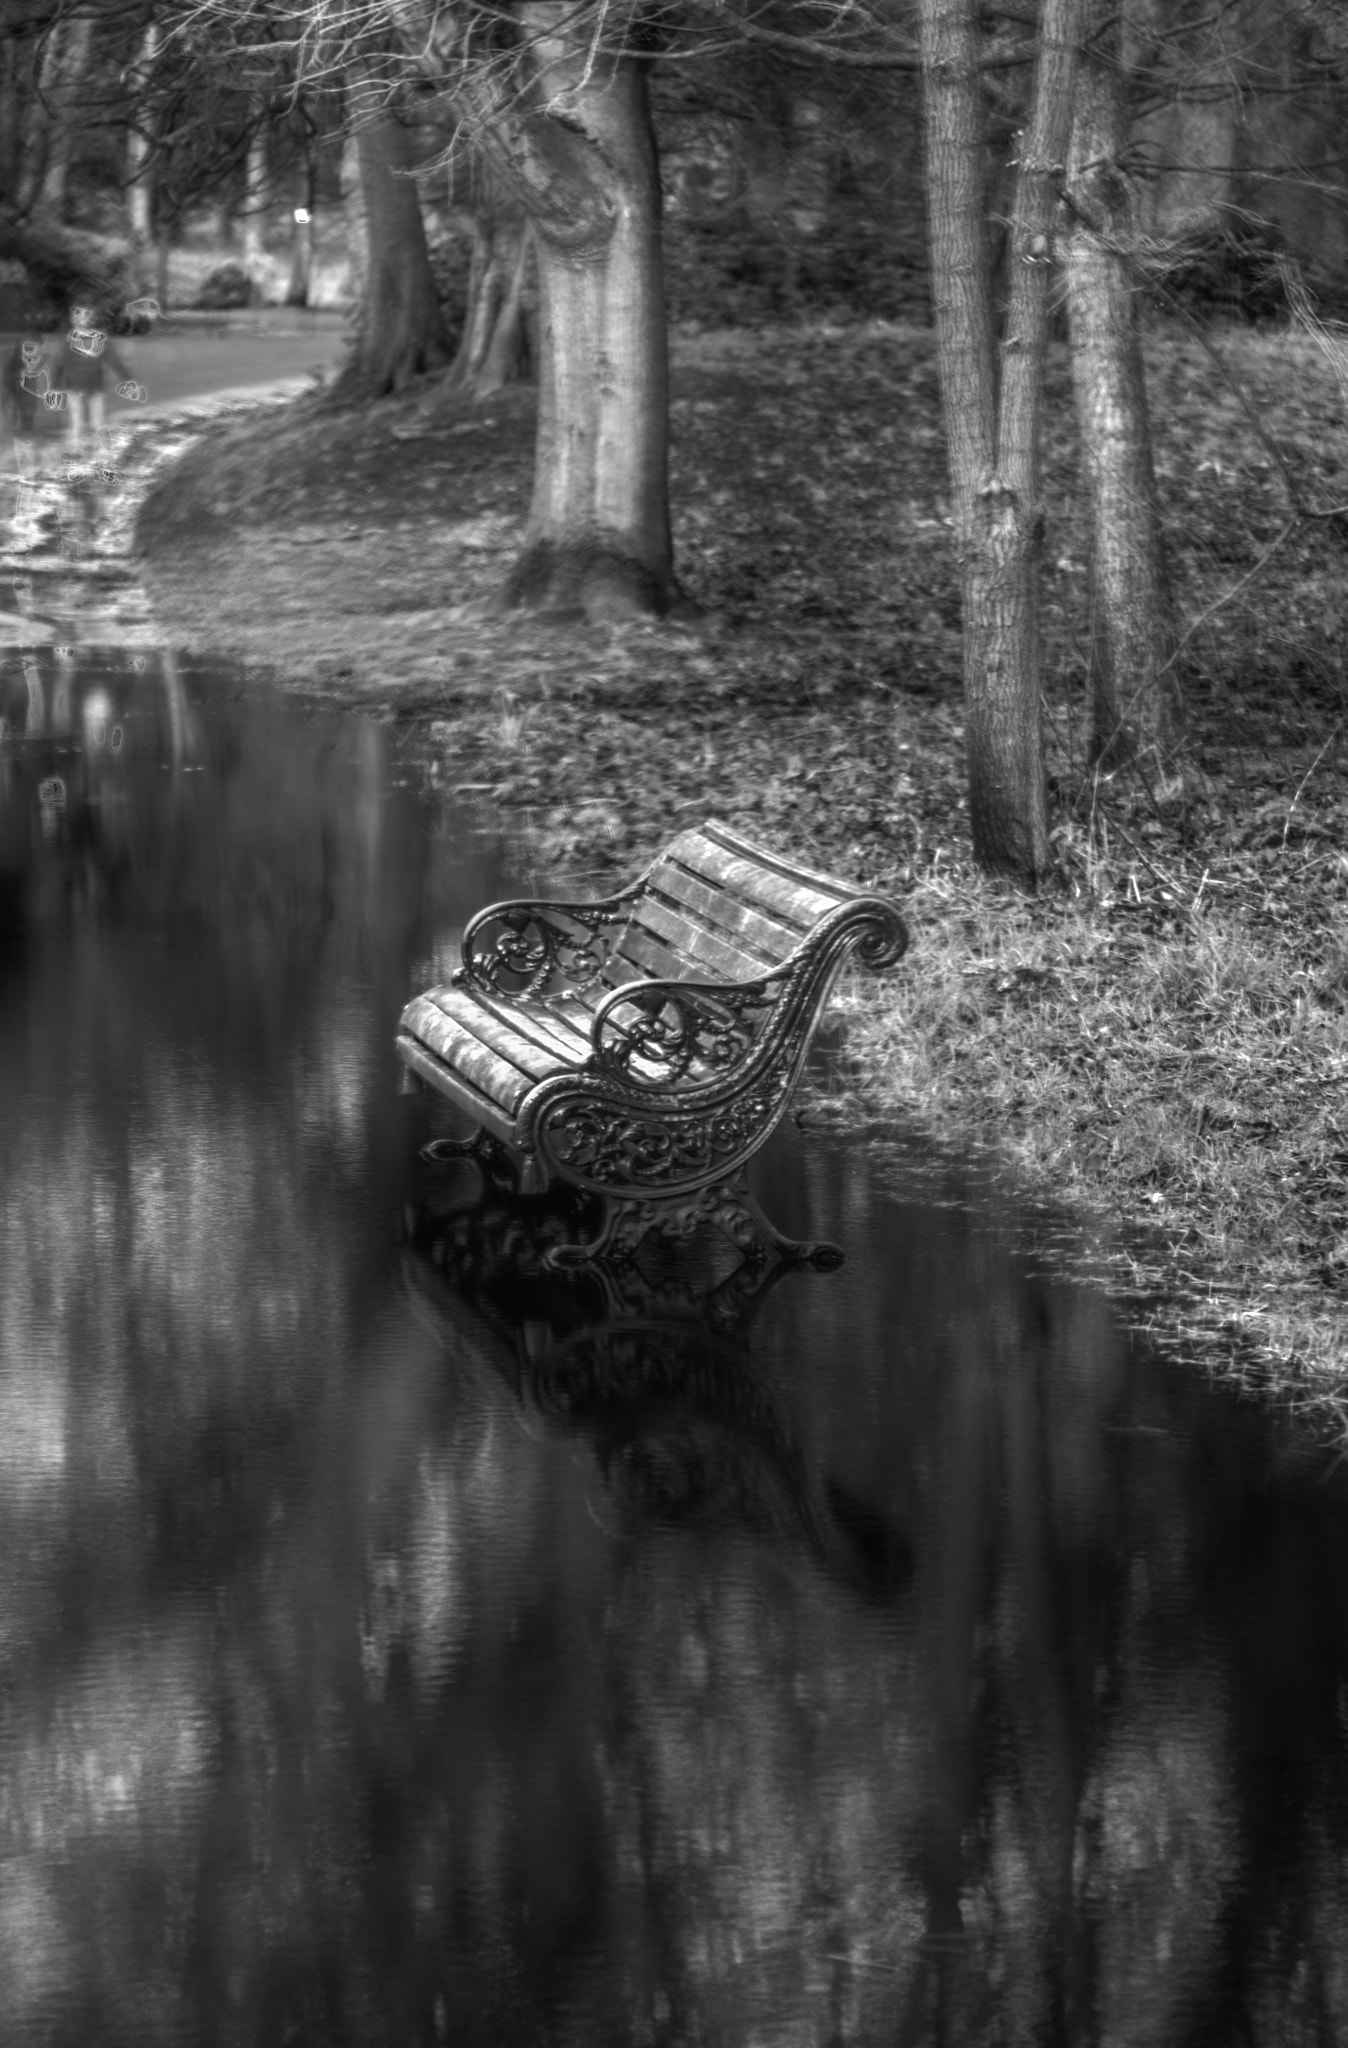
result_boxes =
[132,316,1348,1406]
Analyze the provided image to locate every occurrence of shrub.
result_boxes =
[194,263,255,310]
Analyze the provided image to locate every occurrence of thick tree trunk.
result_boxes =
[507,173,672,620]
[453,3,684,623]
[324,73,451,404]
[918,0,1083,886]
[1063,3,1177,768]
[0,208,128,313]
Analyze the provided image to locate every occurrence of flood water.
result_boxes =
[4,650,1348,2048]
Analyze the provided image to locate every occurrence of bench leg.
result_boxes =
[709,1177,845,1273]
[712,1179,839,1269]
[420,1125,521,1196]
[542,1175,844,1274]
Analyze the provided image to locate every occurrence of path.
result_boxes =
[0,325,344,648]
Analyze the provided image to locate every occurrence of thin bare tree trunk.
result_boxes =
[918,0,1084,886]
[0,33,22,204]
[242,127,269,277]
[436,204,534,404]
[340,126,366,319]
[1063,2,1177,767]
[285,215,311,306]
[446,210,514,388]
[473,221,531,397]
[125,25,157,291]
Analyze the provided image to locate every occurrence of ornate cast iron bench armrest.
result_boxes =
[456,881,645,1000]
[585,973,784,1090]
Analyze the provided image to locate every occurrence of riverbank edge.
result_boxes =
[124,338,1348,1417]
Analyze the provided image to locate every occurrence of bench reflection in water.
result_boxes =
[398,1167,912,1604]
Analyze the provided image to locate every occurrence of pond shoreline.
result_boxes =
[125,319,1348,1408]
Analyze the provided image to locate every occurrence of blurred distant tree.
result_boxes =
[124,21,159,293]
[240,124,270,273]
[437,162,533,403]
[22,5,95,216]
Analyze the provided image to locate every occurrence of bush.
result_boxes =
[194,263,255,310]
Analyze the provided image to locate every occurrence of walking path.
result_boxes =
[1,378,313,648]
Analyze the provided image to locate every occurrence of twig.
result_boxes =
[1163,517,1298,672]
[1281,726,1343,849]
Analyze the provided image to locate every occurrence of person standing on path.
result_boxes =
[1,334,53,447]
[52,300,133,453]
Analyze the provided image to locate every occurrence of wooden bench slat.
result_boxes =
[661,840,850,934]
[408,989,584,1114]
[607,935,683,984]
[644,867,801,966]
[696,820,864,904]
[620,900,765,985]
[469,988,593,1068]
[407,1017,534,1117]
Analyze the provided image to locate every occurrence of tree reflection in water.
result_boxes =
[1,655,1347,2044]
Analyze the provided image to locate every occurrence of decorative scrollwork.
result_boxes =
[454,885,642,1000]
[536,1062,796,1195]
[850,901,909,973]
[587,977,781,1087]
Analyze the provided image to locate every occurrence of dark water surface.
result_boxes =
[3,653,1348,2048]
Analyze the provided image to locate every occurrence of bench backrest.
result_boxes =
[599,820,864,991]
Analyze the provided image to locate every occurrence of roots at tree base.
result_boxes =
[497,537,699,625]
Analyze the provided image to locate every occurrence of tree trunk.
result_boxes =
[1063,2,1177,768]
[126,131,153,244]
[448,212,506,384]
[454,3,684,623]
[444,209,532,401]
[241,127,268,278]
[475,224,531,396]
[918,0,1083,886]
[285,217,312,307]
[125,26,157,290]
[0,207,128,313]
[17,23,60,213]
[0,31,22,204]
[323,72,451,404]
[340,127,366,321]
[35,13,95,218]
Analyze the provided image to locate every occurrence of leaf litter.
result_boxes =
[133,317,1348,1412]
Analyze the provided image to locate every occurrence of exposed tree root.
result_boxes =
[498,537,699,625]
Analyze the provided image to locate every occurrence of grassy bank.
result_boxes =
[133,318,1348,1402]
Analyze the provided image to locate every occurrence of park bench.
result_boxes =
[396,819,908,1270]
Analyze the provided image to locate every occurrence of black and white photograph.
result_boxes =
[2,0,1347,2041]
